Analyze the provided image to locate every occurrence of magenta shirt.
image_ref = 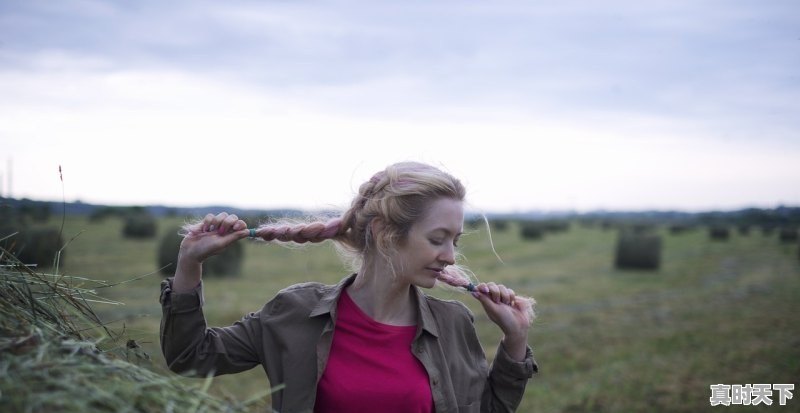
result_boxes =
[314,289,434,413]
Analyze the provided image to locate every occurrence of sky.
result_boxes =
[1,0,799,214]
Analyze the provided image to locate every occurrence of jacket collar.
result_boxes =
[309,273,440,338]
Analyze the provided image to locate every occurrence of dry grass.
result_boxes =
[0,245,272,413]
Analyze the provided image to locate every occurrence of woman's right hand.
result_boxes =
[172,212,249,293]
[179,212,250,264]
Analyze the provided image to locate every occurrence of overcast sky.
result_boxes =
[1,0,798,213]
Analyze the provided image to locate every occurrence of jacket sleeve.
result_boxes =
[159,277,262,377]
[481,341,538,412]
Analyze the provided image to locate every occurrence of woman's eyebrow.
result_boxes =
[430,228,463,236]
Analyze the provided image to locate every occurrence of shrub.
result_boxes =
[615,231,661,270]
[123,214,157,239]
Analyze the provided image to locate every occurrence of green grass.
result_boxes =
[29,216,800,412]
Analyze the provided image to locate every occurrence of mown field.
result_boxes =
[27,215,800,412]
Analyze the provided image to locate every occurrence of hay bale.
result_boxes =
[709,226,730,241]
[122,213,157,239]
[156,226,183,276]
[205,240,244,277]
[519,222,544,241]
[0,227,64,269]
[541,220,570,234]
[490,219,509,232]
[615,231,661,270]
[669,224,690,235]
[778,227,798,243]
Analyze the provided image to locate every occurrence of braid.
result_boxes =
[255,218,343,244]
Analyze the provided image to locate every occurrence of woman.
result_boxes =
[160,161,538,412]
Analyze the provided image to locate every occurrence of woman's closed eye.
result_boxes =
[430,238,458,247]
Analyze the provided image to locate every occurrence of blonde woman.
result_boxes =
[160,161,537,412]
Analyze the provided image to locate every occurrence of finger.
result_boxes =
[497,284,512,305]
[486,282,501,303]
[206,212,230,233]
[219,214,240,235]
[475,282,497,302]
[202,213,215,232]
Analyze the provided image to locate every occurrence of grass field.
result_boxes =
[33,215,800,412]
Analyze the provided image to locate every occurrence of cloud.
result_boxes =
[1,0,798,211]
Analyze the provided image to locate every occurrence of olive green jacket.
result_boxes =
[160,274,537,413]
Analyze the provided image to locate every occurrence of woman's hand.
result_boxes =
[472,282,531,361]
[180,212,250,263]
[172,212,249,293]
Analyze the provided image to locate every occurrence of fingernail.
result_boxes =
[209,224,215,232]
[471,292,480,299]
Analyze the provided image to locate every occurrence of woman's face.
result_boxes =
[393,197,464,289]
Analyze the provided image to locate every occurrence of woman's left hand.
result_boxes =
[472,282,531,360]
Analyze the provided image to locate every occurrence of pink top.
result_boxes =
[314,289,434,413]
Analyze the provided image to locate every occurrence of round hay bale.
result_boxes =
[778,227,798,243]
[615,231,661,270]
[122,213,157,239]
[205,240,244,277]
[519,222,544,241]
[709,226,730,241]
[156,226,183,276]
[8,227,64,269]
[669,224,689,235]
[491,219,509,232]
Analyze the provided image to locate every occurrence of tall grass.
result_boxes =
[0,241,274,412]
